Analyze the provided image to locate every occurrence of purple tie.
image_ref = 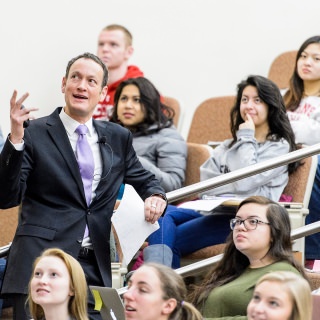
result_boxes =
[75,125,94,239]
[75,125,94,206]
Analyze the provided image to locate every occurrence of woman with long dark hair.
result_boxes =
[144,75,298,268]
[283,35,320,268]
[112,77,187,192]
[188,196,307,318]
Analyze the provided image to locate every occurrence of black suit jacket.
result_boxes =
[0,107,165,294]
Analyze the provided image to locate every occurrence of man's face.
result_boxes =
[97,29,133,70]
[61,58,107,123]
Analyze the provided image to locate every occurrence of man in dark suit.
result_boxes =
[0,52,167,320]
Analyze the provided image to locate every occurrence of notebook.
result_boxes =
[90,286,125,320]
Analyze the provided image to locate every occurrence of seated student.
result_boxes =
[28,247,88,320]
[145,75,298,268]
[123,262,202,320]
[247,271,312,320]
[283,35,320,268]
[187,196,307,319]
[94,24,144,121]
[112,77,187,192]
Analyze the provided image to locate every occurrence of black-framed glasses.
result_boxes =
[230,217,270,231]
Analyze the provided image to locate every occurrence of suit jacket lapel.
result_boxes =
[46,108,85,199]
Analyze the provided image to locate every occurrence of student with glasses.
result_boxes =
[187,196,307,319]
[229,216,270,230]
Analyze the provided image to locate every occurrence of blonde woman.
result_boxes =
[247,271,312,320]
[29,248,88,320]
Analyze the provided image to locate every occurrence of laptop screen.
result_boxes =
[90,286,125,320]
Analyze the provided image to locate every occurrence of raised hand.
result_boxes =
[9,90,38,144]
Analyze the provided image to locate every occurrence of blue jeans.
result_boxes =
[306,154,320,259]
[148,205,232,268]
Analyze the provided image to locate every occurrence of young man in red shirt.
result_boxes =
[94,24,144,120]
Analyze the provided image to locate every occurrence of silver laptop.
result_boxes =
[90,286,125,320]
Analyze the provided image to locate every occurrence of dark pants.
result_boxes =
[306,154,320,260]
[148,204,232,268]
[10,249,104,320]
[12,294,30,320]
[78,248,104,320]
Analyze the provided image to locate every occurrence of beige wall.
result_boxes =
[1,0,320,139]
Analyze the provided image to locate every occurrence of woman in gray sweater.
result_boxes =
[145,75,298,268]
[112,77,187,192]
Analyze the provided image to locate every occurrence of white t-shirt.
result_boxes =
[286,96,320,145]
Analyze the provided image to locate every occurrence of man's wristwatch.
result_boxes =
[150,193,167,203]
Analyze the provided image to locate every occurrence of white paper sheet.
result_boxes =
[111,185,159,266]
[178,196,244,212]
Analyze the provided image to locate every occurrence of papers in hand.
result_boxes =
[178,196,244,213]
[111,184,159,266]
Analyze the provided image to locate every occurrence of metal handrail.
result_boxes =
[291,220,320,240]
[0,244,11,258]
[167,143,320,203]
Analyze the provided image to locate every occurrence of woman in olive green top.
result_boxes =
[188,196,307,319]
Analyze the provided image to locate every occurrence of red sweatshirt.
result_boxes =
[93,65,144,120]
